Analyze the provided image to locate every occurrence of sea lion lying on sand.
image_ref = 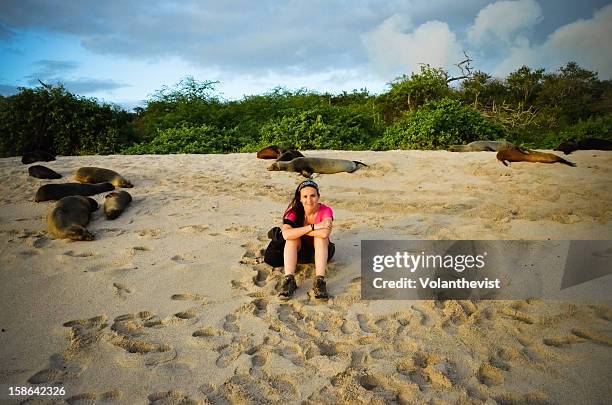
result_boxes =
[268,157,368,177]
[496,149,576,167]
[35,182,114,202]
[47,196,98,241]
[449,141,524,152]
[22,150,55,164]
[276,150,304,162]
[257,145,283,159]
[75,167,133,188]
[555,138,612,155]
[28,165,62,179]
[104,190,132,220]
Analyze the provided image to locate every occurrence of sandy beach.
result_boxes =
[1,150,611,404]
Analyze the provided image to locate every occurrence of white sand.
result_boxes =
[0,150,611,404]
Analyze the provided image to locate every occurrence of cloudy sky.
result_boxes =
[1,1,610,109]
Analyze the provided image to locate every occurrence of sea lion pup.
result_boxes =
[555,138,612,155]
[47,196,98,241]
[449,140,523,152]
[28,165,62,179]
[103,190,132,220]
[21,150,56,164]
[35,182,114,202]
[267,157,368,177]
[75,167,133,188]
[257,145,282,159]
[276,150,305,162]
[496,149,576,167]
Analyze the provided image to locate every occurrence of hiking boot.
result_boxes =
[279,275,297,299]
[312,277,329,300]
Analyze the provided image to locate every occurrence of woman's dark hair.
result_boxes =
[284,180,320,226]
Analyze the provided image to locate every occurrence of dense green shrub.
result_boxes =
[0,84,134,157]
[123,124,245,154]
[375,98,506,150]
[377,65,453,122]
[258,107,380,150]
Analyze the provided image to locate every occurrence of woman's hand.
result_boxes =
[315,219,332,231]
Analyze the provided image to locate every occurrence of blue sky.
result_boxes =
[1,1,611,110]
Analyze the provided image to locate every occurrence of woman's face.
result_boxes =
[300,186,320,208]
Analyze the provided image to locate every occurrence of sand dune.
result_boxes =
[0,150,611,404]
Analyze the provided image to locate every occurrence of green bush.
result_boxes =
[377,65,453,122]
[258,107,379,150]
[541,114,612,148]
[375,98,506,150]
[0,84,134,157]
[123,124,245,154]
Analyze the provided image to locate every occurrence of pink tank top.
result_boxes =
[283,203,334,244]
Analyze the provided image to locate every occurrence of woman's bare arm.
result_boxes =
[282,218,332,240]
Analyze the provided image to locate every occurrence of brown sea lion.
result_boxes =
[22,150,56,164]
[276,150,305,162]
[28,165,62,179]
[75,167,133,188]
[47,196,98,241]
[268,157,368,177]
[555,138,612,155]
[103,190,132,220]
[449,141,524,152]
[496,149,576,167]
[257,145,282,159]
[35,182,114,202]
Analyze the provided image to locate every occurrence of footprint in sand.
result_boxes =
[171,293,205,301]
[222,314,240,332]
[113,282,133,300]
[109,335,171,354]
[148,390,200,404]
[63,315,108,329]
[28,368,65,384]
[356,314,377,333]
[249,298,268,318]
[572,328,612,346]
[192,326,224,338]
[252,265,270,287]
[215,336,251,368]
[174,307,201,320]
[498,307,535,324]
[179,224,210,233]
[62,250,96,258]
[65,389,123,403]
[137,228,162,239]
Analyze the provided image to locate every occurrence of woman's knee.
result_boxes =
[285,238,301,251]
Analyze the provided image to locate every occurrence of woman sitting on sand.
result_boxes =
[265,180,335,300]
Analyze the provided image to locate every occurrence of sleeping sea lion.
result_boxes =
[555,138,612,155]
[276,150,305,162]
[449,141,523,152]
[104,190,132,220]
[22,150,56,164]
[75,167,133,188]
[257,145,283,159]
[496,149,576,167]
[35,182,114,202]
[47,196,98,241]
[28,165,62,179]
[267,157,368,177]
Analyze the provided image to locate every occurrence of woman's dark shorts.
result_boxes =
[264,227,335,267]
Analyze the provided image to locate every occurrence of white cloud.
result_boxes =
[362,14,464,79]
[493,4,612,78]
[467,0,542,46]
